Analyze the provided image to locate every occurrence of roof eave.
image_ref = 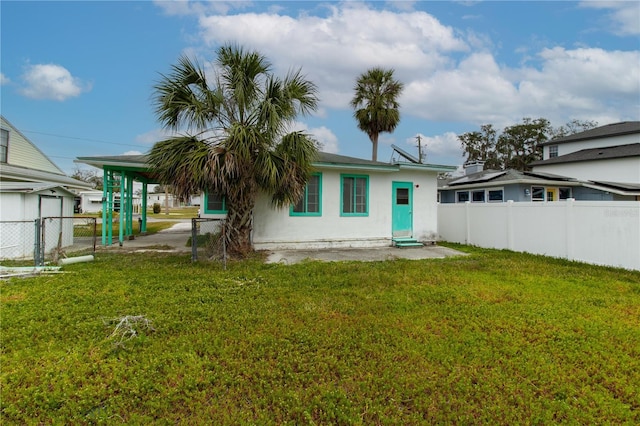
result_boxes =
[442,178,581,190]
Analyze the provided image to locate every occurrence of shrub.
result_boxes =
[152,203,161,214]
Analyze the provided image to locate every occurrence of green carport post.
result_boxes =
[141,179,148,234]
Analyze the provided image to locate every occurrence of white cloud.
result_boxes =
[159,2,639,142]
[154,0,249,17]
[289,121,339,153]
[403,132,464,163]
[580,1,640,36]
[0,73,9,85]
[122,150,143,156]
[309,126,339,154]
[19,64,91,101]
[195,3,468,109]
[136,128,179,144]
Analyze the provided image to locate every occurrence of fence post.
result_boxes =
[191,218,198,262]
[565,198,575,261]
[465,201,471,245]
[222,220,227,270]
[34,219,42,266]
[507,200,514,250]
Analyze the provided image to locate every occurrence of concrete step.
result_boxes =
[393,238,424,248]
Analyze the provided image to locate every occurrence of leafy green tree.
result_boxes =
[351,67,404,162]
[459,118,597,171]
[148,44,319,256]
[497,118,551,171]
[549,119,598,139]
[457,124,501,170]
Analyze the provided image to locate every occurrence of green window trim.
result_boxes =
[290,173,322,216]
[340,174,369,216]
[204,191,227,214]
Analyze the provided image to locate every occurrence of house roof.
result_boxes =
[1,115,66,175]
[588,181,640,192]
[1,163,93,190]
[530,143,640,166]
[76,152,457,176]
[0,181,77,197]
[438,168,640,196]
[439,168,578,189]
[541,121,640,146]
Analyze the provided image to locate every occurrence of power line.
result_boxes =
[21,129,149,149]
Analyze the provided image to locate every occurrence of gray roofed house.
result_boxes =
[530,121,639,200]
[438,165,640,203]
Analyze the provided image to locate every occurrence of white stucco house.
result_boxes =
[200,152,456,250]
[76,151,455,249]
[0,116,91,259]
[531,121,640,201]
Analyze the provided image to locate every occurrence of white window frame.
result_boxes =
[456,191,470,203]
[487,188,504,203]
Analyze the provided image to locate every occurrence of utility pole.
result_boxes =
[416,135,424,163]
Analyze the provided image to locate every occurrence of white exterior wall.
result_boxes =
[147,193,180,208]
[533,157,640,183]
[546,133,638,159]
[0,191,74,259]
[80,191,104,213]
[249,168,439,250]
[1,117,64,174]
[438,200,640,271]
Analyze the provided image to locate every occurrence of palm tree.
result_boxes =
[148,44,319,256]
[350,67,404,162]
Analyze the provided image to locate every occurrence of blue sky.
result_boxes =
[2,1,639,175]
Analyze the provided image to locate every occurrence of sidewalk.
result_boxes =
[101,221,192,253]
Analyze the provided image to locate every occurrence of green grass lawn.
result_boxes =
[2,246,639,424]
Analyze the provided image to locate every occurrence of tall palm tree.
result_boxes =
[148,44,319,256]
[350,67,404,162]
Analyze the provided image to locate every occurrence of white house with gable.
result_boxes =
[0,116,91,259]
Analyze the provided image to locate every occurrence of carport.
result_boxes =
[75,155,159,246]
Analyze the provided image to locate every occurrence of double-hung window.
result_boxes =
[0,128,8,164]
[341,174,368,216]
[291,173,322,216]
[204,191,227,214]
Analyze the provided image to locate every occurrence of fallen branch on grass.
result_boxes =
[104,315,155,347]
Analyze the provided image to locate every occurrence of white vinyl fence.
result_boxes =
[438,200,640,271]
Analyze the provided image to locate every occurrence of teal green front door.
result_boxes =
[392,181,413,238]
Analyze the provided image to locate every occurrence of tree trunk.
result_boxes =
[225,184,257,257]
[371,133,379,162]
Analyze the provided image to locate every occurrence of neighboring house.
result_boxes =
[147,192,181,209]
[0,116,91,259]
[531,121,640,201]
[78,191,141,214]
[0,116,90,191]
[77,152,456,249]
[437,163,640,203]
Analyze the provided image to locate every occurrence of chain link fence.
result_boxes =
[0,220,38,261]
[191,218,227,268]
[0,217,97,266]
[41,217,97,264]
